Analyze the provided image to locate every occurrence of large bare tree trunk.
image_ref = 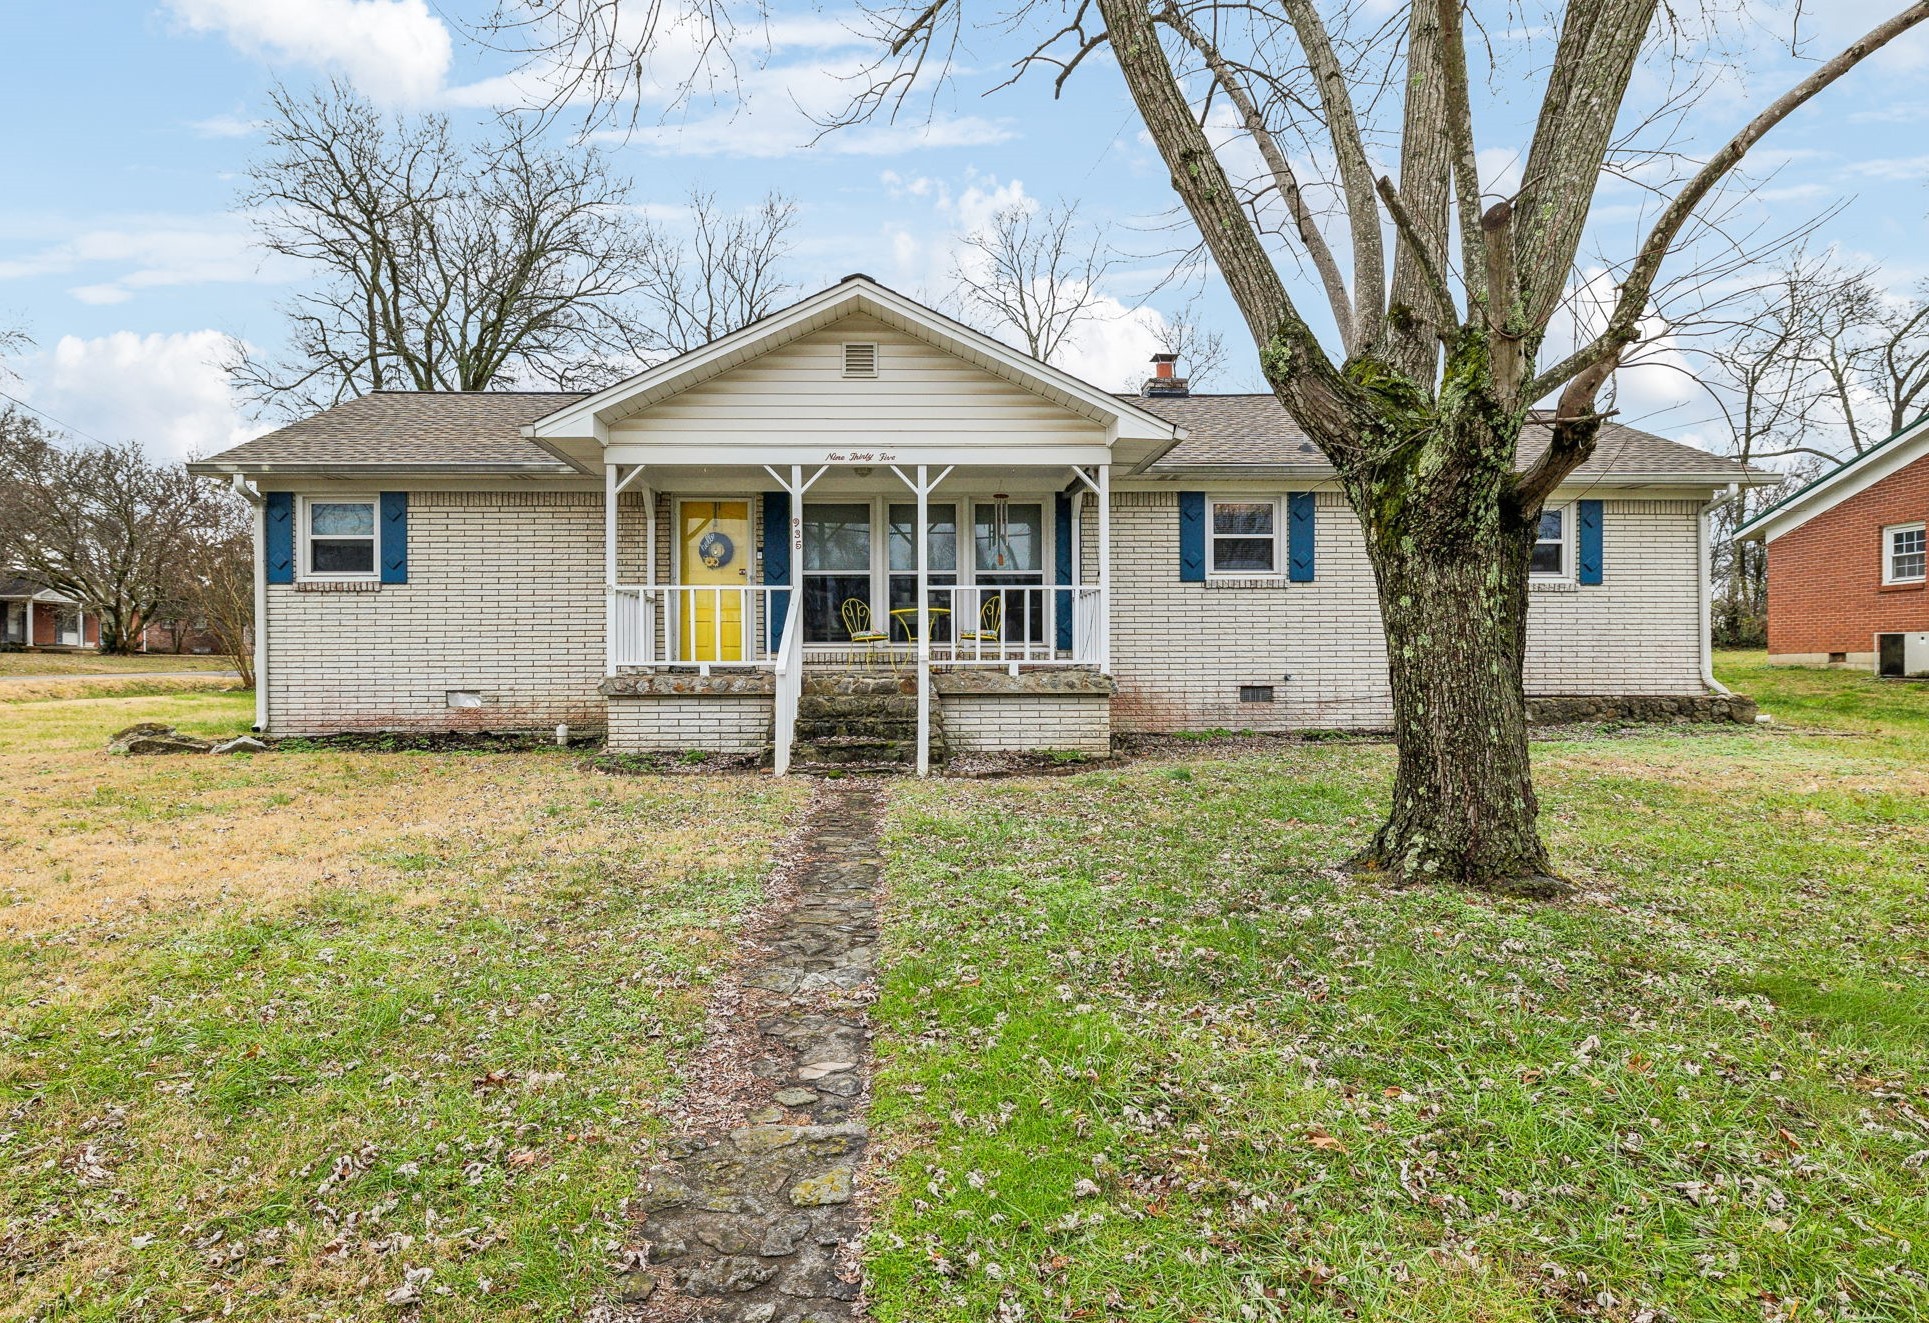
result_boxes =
[1350,445,1554,891]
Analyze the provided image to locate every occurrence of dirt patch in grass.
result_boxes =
[0,674,241,703]
[586,749,766,776]
[0,652,235,677]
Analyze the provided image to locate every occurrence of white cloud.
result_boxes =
[1052,297,1169,393]
[189,111,262,139]
[617,111,1012,158]
[0,214,289,305]
[164,0,453,104]
[15,331,265,463]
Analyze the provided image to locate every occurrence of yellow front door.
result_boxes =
[678,500,751,661]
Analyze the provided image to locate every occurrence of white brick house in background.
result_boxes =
[188,276,1768,771]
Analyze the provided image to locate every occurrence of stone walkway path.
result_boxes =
[626,782,883,1322]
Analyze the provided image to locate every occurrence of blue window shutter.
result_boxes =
[762,491,791,649]
[264,491,294,584]
[379,492,408,583]
[1577,499,1604,584]
[1179,491,1206,582]
[1288,492,1317,582]
[1054,492,1074,652]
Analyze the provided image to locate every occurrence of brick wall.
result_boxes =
[607,695,773,753]
[1766,450,1929,661]
[940,693,1111,755]
[1106,490,1707,733]
[264,491,607,735]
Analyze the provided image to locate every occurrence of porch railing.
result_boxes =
[909,584,1105,666]
[771,593,804,774]
[608,585,791,669]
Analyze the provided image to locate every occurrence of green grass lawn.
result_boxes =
[866,658,1929,1321]
[0,691,806,1321]
[0,652,236,676]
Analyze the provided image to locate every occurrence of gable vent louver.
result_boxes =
[843,342,879,378]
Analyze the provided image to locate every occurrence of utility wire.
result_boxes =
[0,387,112,447]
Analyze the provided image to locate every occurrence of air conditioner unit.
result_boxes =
[1879,632,1929,678]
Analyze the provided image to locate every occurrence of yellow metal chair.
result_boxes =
[957,593,1003,654]
[840,598,891,665]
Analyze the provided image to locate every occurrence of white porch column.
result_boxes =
[604,464,618,676]
[1097,463,1112,672]
[790,465,804,638]
[916,464,931,776]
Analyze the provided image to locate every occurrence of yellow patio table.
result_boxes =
[889,605,951,643]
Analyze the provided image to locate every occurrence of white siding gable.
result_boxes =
[608,314,1106,452]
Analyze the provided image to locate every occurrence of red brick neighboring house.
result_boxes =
[0,577,100,650]
[1738,416,1929,675]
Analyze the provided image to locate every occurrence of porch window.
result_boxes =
[1209,499,1278,575]
[1886,522,1926,584]
[973,500,1046,643]
[304,498,378,577]
[55,608,83,647]
[1530,506,1570,578]
[887,503,957,643]
[4,602,23,645]
[802,502,873,643]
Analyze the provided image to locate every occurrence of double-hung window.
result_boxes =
[304,498,378,578]
[1531,505,1571,579]
[1209,498,1279,576]
[1887,522,1927,584]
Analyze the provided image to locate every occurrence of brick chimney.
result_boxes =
[1141,352,1189,397]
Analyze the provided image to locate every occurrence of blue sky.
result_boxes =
[2,1,1927,462]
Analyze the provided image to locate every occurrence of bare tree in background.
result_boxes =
[177,492,257,687]
[491,0,1929,893]
[634,190,798,357]
[951,201,1118,365]
[233,83,797,414]
[0,410,214,653]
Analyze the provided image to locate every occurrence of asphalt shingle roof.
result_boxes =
[198,392,587,471]
[1130,393,1753,479]
[192,387,1751,484]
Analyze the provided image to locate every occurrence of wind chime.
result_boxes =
[988,493,1011,569]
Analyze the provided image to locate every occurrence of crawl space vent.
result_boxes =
[842,342,878,378]
[1238,685,1275,704]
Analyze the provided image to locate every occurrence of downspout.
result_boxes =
[1699,484,1739,697]
[232,473,268,731]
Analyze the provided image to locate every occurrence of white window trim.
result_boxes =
[1884,521,1927,584]
[1206,495,1283,580]
[1531,502,1575,582]
[297,494,381,582]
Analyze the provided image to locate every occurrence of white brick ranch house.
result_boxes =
[188,275,1764,772]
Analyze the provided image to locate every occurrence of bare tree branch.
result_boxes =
[1157,2,1354,350]
[1280,0,1386,352]
[1530,3,1929,407]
